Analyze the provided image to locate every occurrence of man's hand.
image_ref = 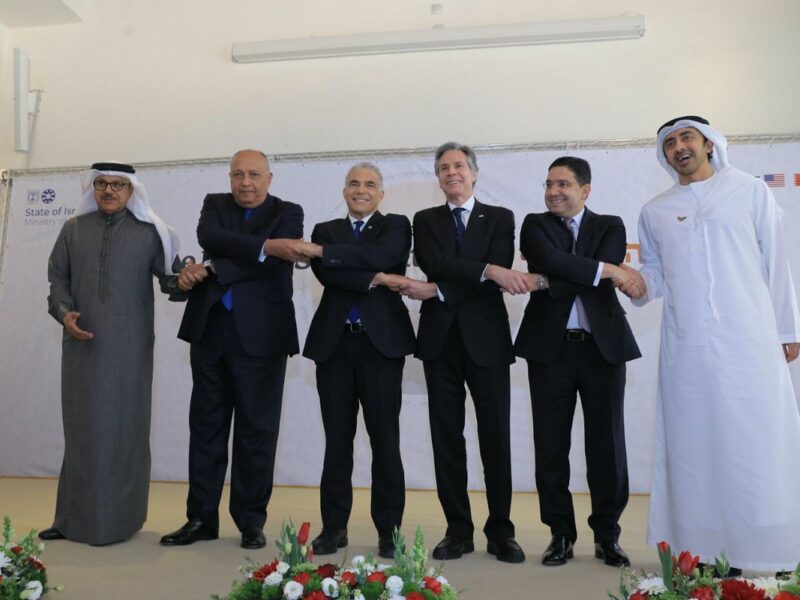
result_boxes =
[371,272,409,291]
[612,263,646,299]
[263,238,306,262]
[784,343,799,363]
[484,264,535,295]
[295,241,323,259]
[178,263,209,291]
[63,311,93,340]
[398,278,438,300]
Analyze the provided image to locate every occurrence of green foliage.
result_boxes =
[0,516,52,600]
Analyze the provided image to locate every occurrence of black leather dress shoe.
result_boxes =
[241,527,266,549]
[487,538,526,563]
[159,519,219,546]
[432,536,475,560]
[38,527,65,541]
[542,533,574,566]
[378,536,396,559]
[594,541,631,567]
[311,529,348,555]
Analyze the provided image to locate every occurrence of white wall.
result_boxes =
[1,0,799,170]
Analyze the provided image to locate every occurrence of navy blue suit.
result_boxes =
[514,208,640,544]
[178,192,302,531]
[303,212,415,536]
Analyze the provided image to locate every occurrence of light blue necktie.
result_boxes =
[220,208,253,311]
[565,217,590,331]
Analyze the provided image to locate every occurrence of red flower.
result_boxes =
[676,550,700,576]
[423,576,442,595]
[10,546,23,554]
[406,593,426,600]
[657,541,670,554]
[720,579,768,600]
[630,593,649,600]
[250,559,279,583]
[316,563,336,579]
[26,557,45,571]
[294,572,312,586]
[340,571,357,587]
[304,591,326,600]
[366,571,387,584]
[690,586,715,600]
[306,547,314,563]
[774,593,800,600]
[297,521,311,545]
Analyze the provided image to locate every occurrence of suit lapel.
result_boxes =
[460,199,486,250]
[360,211,383,242]
[435,204,458,251]
[545,211,573,251]
[243,194,277,233]
[575,208,595,256]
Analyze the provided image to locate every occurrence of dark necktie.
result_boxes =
[347,220,365,324]
[452,207,466,247]
[564,217,590,331]
[220,208,253,311]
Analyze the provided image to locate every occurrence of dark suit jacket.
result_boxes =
[303,212,416,362]
[413,200,515,367]
[178,192,303,357]
[513,208,640,365]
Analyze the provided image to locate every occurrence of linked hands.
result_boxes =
[178,263,210,291]
[605,263,646,299]
[372,273,438,300]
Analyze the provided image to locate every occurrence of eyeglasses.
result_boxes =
[93,180,130,191]
[543,180,575,191]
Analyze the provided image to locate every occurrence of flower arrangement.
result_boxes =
[213,520,457,600]
[0,516,56,600]
[608,541,800,600]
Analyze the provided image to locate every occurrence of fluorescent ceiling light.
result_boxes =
[232,15,645,64]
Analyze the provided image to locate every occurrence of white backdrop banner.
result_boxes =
[1,143,798,494]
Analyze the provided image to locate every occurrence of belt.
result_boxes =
[344,322,366,333]
[565,329,591,342]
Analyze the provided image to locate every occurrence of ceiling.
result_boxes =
[0,0,86,27]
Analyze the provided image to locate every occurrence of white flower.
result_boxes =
[636,576,667,594]
[20,581,44,600]
[376,562,392,571]
[276,561,290,574]
[352,555,366,567]
[0,551,11,569]
[264,571,283,586]
[750,576,780,593]
[436,575,449,585]
[352,592,365,600]
[385,575,404,597]
[284,580,304,600]
[321,577,340,597]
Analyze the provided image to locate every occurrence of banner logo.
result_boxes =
[27,190,39,204]
[42,189,56,204]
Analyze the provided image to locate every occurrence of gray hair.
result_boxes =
[434,142,479,175]
[345,161,384,190]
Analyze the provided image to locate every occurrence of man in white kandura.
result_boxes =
[621,115,800,573]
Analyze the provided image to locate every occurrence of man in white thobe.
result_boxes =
[622,115,800,572]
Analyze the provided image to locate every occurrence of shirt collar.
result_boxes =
[348,212,375,227]
[447,196,475,213]
[564,207,586,228]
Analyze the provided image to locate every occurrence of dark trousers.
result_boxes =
[186,305,287,532]
[528,335,628,544]
[423,324,514,542]
[316,331,405,536]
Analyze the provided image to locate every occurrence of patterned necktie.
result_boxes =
[347,220,365,324]
[452,207,466,247]
[221,208,254,311]
[565,217,591,331]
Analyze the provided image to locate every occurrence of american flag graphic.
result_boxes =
[763,173,785,188]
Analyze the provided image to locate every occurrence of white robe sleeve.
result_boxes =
[753,181,800,343]
[631,206,664,306]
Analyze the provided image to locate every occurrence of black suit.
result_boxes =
[413,200,516,542]
[303,212,415,536]
[514,208,640,544]
[178,192,302,532]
